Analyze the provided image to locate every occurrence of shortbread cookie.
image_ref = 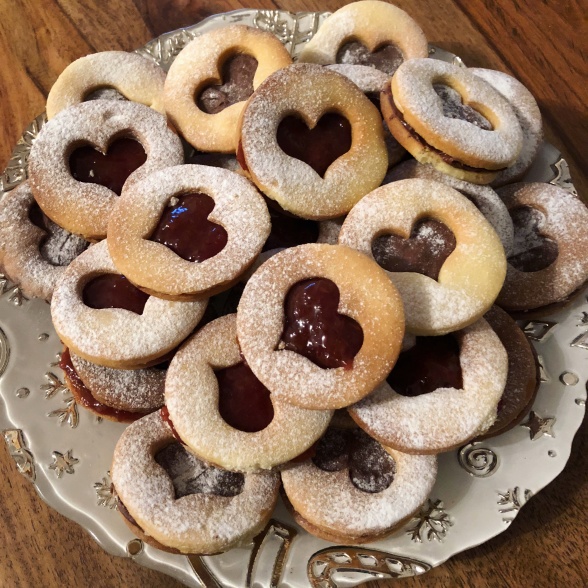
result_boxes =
[299,1,428,75]
[339,179,507,335]
[46,51,166,118]
[239,64,388,219]
[237,244,405,410]
[29,101,184,240]
[496,182,588,313]
[0,181,87,301]
[51,241,207,369]
[381,59,523,184]
[107,165,270,300]
[349,318,508,453]
[281,427,437,543]
[164,25,292,152]
[111,411,280,554]
[165,315,332,471]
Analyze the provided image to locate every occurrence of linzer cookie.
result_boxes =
[281,427,437,543]
[28,101,184,241]
[107,165,270,300]
[381,59,523,184]
[0,181,88,301]
[338,179,507,335]
[496,182,588,313]
[349,318,508,454]
[111,411,280,554]
[238,64,388,219]
[298,1,428,75]
[164,25,292,153]
[46,51,166,118]
[51,241,207,369]
[236,244,405,410]
[165,315,332,471]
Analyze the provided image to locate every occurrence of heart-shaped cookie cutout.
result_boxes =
[508,206,558,272]
[277,113,352,178]
[433,84,493,130]
[150,192,228,262]
[312,428,396,493]
[337,41,404,75]
[372,218,456,280]
[197,53,258,114]
[69,137,147,195]
[280,277,363,369]
[216,361,274,433]
[82,273,149,315]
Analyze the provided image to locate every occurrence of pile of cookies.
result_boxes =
[1,0,587,555]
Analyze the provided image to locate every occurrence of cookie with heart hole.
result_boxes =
[0,181,88,301]
[28,101,184,241]
[349,317,508,454]
[236,243,405,410]
[164,25,292,153]
[46,51,166,119]
[164,314,332,472]
[51,241,207,369]
[381,59,523,184]
[495,182,588,314]
[281,426,437,543]
[298,1,428,76]
[238,64,388,219]
[111,411,280,554]
[107,164,270,300]
[338,179,507,335]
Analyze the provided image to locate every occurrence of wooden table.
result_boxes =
[0,1,586,587]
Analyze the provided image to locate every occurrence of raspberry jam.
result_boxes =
[69,137,146,195]
[82,273,149,314]
[281,278,363,369]
[150,192,228,262]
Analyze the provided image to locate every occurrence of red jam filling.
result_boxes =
[59,348,142,422]
[281,278,364,370]
[196,53,258,114]
[312,428,396,493]
[215,361,274,433]
[69,137,147,195]
[277,113,352,177]
[372,218,456,280]
[336,41,404,75]
[82,273,149,314]
[263,197,319,251]
[160,406,183,443]
[508,206,559,272]
[386,335,463,396]
[150,192,228,262]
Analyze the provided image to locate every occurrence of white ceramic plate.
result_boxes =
[0,9,586,588]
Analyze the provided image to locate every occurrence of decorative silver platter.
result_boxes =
[0,8,586,588]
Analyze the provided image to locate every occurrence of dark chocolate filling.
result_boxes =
[433,84,493,130]
[336,41,404,76]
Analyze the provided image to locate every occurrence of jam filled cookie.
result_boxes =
[477,306,539,439]
[164,25,292,153]
[46,51,166,119]
[470,68,543,187]
[107,165,270,300]
[59,347,166,422]
[29,101,184,240]
[51,241,207,369]
[165,315,332,471]
[338,179,507,335]
[0,181,88,301]
[496,182,588,313]
[237,244,405,410]
[349,318,508,454]
[381,59,523,184]
[385,160,514,255]
[239,64,388,219]
[298,1,428,76]
[111,411,280,554]
[281,427,437,543]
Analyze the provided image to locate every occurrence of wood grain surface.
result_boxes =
[0,1,586,587]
